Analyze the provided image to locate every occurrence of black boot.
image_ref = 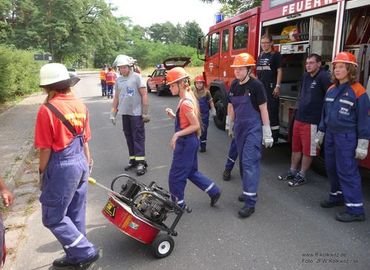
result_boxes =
[223,169,231,181]
[136,161,148,176]
[210,191,221,207]
[124,160,137,171]
[200,144,206,153]
[238,206,255,218]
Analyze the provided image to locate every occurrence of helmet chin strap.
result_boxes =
[239,68,252,85]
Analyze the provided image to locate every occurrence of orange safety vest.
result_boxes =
[106,71,116,85]
[99,70,106,80]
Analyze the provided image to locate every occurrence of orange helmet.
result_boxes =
[166,67,189,85]
[332,52,358,67]
[194,75,205,83]
[231,53,256,67]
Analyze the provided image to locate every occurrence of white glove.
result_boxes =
[142,114,150,123]
[314,131,325,149]
[262,125,274,148]
[355,139,369,160]
[165,108,175,119]
[110,111,117,125]
[210,107,216,117]
[225,115,230,131]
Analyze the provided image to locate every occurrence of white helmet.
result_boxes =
[113,54,133,67]
[39,63,79,88]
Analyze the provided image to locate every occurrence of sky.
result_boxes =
[109,0,223,34]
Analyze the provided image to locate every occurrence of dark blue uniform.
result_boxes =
[228,78,267,208]
[168,99,220,207]
[319,82,370,215]
[256,51,281,141]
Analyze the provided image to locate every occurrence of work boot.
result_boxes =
[223,169,231,181]
[124,160,137,171]
[136,162,147,176]
[182,204,192,213]
[200,144,206,153]
[320,200,344,208]
[238,206,255,218]
[238,194,245,202]
[335,212,365,222]
[53,249,101,269]
[210,191,221,207]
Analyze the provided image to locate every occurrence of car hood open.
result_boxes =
[163,57,191,70]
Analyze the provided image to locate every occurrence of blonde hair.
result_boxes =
[43,87,71,104]
[182,78,202,136]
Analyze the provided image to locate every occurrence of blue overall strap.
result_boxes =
[45,102,79,136]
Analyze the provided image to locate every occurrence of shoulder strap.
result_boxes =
[45,103,77,136]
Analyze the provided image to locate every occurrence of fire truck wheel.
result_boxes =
[213,90,227,130]
[151,233,175,258]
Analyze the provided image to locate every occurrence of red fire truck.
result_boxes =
[199,0,370,176]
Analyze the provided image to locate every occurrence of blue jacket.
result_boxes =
[318,82,370,139]
[295,68,331,124]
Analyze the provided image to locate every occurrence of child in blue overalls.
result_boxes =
[165,67,221,210]
[193,75,216,152]
[35,63,99,268]
[228,53,274,218]
[316,52,370,222]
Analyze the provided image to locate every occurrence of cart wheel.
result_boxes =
[151,233,174,258]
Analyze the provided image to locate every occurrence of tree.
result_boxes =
[182,21,203,47]
[199,0,261,17]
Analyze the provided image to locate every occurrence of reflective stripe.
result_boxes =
[64,234,83,250]
[205,183,214,193]
[227,157,236,163]
[256,66,271,71]
[346,203,363,207]
[271,125,280,131]
[201,140,207,143]
[177,200,184,205]
[310,124,317,156]
[339,99,354,106]
[243,191,256,196]
[330,191,343,196]
[135,156,145,161]
[325,97,334,102]
[129,156,135,160]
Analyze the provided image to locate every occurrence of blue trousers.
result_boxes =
[169,134,220,206]
[225,138,238,170]
[40,137,96,263]
[324,131,364,214]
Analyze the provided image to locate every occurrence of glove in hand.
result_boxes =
[355,139,369,160]
[262,125,273,148]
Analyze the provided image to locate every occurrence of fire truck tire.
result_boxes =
[213,90,226,130]
[312,152,327,177]
[151,233,174,258]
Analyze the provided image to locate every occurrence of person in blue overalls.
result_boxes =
[35,63,100,268]
[228,53,274,218]
[165,67,221,210]
[193,75,216,153]
[316,52,370,222]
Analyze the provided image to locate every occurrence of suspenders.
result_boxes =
[45,102,78,136]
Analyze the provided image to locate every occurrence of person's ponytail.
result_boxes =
[184,79,202,137]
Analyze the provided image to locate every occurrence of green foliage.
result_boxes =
[200,0,261,17]
[0,46,42,102]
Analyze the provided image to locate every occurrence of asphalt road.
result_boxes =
[12,74,370,270]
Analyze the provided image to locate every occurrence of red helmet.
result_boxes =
[231,53,256,67]
[332,52,358,67]
[166,67,189,85]
[194,75,205,83]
